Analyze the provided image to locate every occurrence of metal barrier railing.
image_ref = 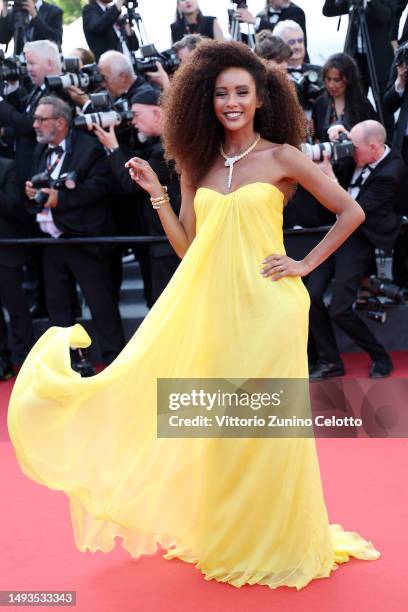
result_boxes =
[0,226,334,246]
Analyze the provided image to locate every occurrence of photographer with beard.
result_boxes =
[0,40,72,320]
[71,50,152,306]
[91,85,181,303]
[82,0,139,62]
[0,0,62,54]
[25,96,125,374]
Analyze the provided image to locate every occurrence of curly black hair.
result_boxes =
[162,40,305,186]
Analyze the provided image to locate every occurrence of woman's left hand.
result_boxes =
[261,254,310,281]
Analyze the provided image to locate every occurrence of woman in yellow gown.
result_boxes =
[8,41,380,590]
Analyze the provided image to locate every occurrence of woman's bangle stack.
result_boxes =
[150,186,170,210]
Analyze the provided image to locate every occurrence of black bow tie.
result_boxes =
[287,67,303,74]
[47,145,64,157]
[349,165,373,189]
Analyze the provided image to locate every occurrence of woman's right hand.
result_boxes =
[125,157,163,197]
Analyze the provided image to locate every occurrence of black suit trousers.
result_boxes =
[307,231,388,363]
[0,264,33,362]
[42,244,125,363]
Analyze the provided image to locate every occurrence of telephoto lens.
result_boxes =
[74,111,122,130]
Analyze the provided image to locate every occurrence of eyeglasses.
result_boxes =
[33,116,57,124]
[287,37,304,46]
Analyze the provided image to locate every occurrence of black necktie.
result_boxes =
[26,87,42,113]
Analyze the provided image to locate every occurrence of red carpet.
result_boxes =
[1,353,407,611]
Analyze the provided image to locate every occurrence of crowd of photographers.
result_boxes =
[0,0,407,380]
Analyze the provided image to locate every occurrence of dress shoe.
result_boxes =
[0,358,14,381]
[70,348,96,378]
[309,361,345,380]
[369,359,394,379]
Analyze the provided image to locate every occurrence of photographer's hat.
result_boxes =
[130,85,161,107]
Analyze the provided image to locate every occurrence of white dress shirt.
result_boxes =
[36,139,66,239]
[348,144,390,200]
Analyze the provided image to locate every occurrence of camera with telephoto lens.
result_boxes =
[133,44,180,75]
[301,132,354,162]
[26,170,77,214]
[0,50,27,82]
[395,42,408,67]
[295,70,325,111]
[62,57,81,74]
[45,63,103,93]
[369,275,408,303]
[74,92,133,131]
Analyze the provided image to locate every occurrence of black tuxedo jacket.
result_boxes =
[384,59,408,151]
[30,129,114,238]
[347,151,405,251]
[82,1,139,62]
[390,0,408,43]
[322,0,393,85]
[0,86,49,187]
[0,1,63,49]
[108,137,181,258]
[0,159,30,266]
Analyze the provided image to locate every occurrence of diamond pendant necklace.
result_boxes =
[220,133,261,192]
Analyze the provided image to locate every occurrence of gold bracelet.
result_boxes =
[151,197,170,207]
[150,186,168,204]
[152,200,170,210]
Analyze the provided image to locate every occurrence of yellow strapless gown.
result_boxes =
[8,183,380,590]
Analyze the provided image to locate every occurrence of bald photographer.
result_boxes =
[307,120,405,380]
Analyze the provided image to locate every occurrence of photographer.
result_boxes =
[0,157,33,380]
[25,95,124,373]
[322,0,394,136]
[383,47,408,286]
[98,50,145,105]
[313,52,377,143]
[273,20,322,138]
[307,120,404,379]
[82,0,139,63]
[0,39,63,185]
[0,0,62,55]
[236,1,309,59]
[171,1,224,43]
[82,51,152,306]
[91,85,181,303]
